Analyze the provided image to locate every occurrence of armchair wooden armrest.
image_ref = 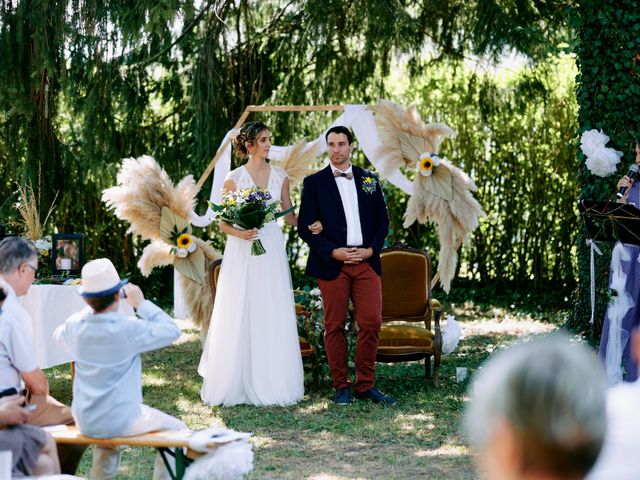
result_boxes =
[429,298,442,334]
[429,299,443,386]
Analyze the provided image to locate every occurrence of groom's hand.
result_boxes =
[331,247,356,263]
[332,247,373,264]
[347,247,373,264]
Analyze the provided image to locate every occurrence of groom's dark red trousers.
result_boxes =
[317,262,382,393]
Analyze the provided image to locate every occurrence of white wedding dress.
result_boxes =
[198,165,304,406]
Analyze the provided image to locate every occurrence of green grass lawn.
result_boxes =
[46,294,565,479]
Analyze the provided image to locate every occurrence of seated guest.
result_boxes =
[464,335,607,480]
[0,393,60,477]
[0,281,60,477]
[588,326,640,479]
[55,258,186,480]
[0,237,85,474]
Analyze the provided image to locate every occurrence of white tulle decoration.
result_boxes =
[585,145,623,177]
[604,243,635,386]
[441,314,462,355]
[580,129,623,177]
[184,441,254,480]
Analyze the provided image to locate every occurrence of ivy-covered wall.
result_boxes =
[571,0,640,338]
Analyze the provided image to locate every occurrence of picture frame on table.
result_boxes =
[51,233,85,276]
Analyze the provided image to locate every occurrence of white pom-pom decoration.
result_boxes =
[580,129,623,177]
[184,441,254,480]
[580,129,610,157]
[442,315,462,355]
[585,145,623,177]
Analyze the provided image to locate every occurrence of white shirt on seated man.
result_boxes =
[0,236,85,475]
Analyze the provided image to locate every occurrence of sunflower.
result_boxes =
[176,233,192,249]
[416,152,441,177]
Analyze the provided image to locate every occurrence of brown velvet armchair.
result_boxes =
[207,259,313,358]
[376,244,442,386]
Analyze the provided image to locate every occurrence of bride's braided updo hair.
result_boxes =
[232,121,268,157]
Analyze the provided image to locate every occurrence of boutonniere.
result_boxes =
[361,175,377,194]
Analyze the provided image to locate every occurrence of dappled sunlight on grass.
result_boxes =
[461,318,558,336]
[413,442,470,458]
[394,412,436,432]
[308,475,358,480]
[141,371,170,386]
[251,435,281,448]
[297,399,332,414]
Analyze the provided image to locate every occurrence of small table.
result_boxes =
[18,284,133,369]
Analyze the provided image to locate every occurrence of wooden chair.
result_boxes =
[376,244,442,386]
[207,260,313,359]
[295,304,315,358]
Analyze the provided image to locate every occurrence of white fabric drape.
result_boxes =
[587,239,603,325]
[604,242,635,386]
[345,105,414,194]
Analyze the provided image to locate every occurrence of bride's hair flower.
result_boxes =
[176,248,189,258]
[417,152,441,177]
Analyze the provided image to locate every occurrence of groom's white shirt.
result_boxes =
[331,164,363,247]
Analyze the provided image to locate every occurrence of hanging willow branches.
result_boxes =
[0,0,576,297]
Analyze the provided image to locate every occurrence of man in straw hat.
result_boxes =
[55,258,186,480]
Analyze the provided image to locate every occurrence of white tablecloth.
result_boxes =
[18,284,134,369]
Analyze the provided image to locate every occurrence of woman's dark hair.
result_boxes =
[232,122,268,157]
[635,137,640,148]
[325,126,353,144]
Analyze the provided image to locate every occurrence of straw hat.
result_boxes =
[76,258,128,298]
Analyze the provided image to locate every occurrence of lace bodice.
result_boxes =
[225,165,288,202]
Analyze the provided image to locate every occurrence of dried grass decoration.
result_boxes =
[15,182,58,241]
[372,100,484,292]
[102,156,220,334]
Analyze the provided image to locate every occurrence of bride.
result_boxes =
[198,121,320,406]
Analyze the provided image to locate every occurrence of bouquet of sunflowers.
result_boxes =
[209,187,292,255]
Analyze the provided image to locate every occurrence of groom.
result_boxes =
[298,126,395,405]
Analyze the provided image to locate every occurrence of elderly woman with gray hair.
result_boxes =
[464,335,607,480]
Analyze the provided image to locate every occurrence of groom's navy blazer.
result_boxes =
[298,164,389,280]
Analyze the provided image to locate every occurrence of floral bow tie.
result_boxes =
[333,171,354,180]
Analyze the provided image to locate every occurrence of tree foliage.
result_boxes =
[0,0,578,304]
[384,56,578,289]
